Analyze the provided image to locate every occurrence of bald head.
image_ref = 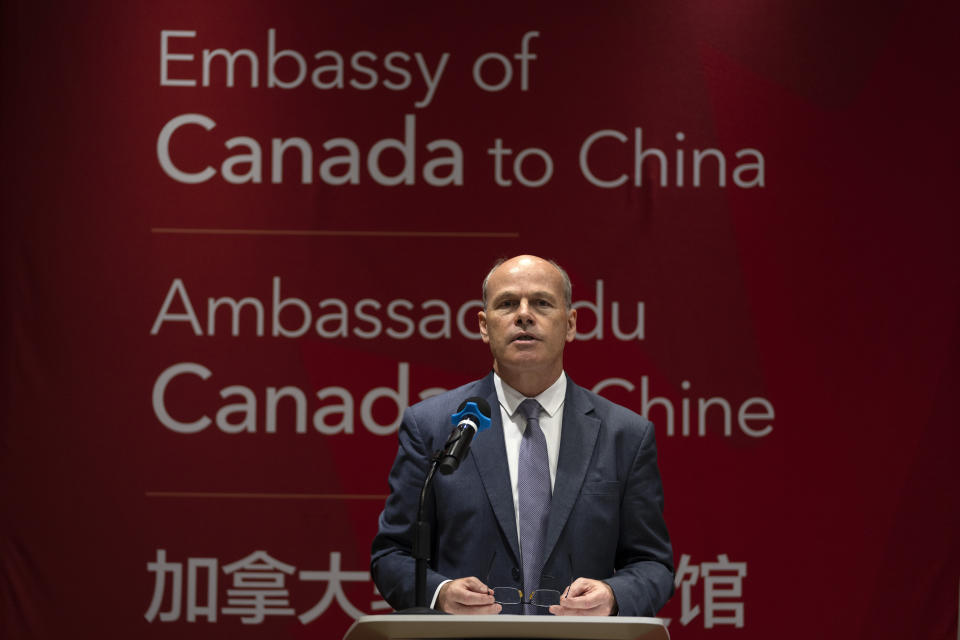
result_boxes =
[482,255,572,310]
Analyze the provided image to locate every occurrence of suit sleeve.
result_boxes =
[603,417,675,616]
[370,407,450,611]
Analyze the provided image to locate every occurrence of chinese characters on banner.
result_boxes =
[145,550,390,625]
[667,554,748,629]
[146,549,746,629]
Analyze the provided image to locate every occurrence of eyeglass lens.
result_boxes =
[492,587,564,607]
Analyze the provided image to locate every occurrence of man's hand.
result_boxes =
[436,577,502,614]
[548,578,617,616]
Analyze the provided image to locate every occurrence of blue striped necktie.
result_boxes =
[517,398,551,606]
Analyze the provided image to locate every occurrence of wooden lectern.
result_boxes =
[342,614,670,640]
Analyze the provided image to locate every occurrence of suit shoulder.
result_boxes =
[571,382,654,432]
[407,376,491,420]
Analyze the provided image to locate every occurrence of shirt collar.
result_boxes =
[493,371,567,419]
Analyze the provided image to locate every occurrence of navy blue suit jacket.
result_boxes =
[370,372,674,616]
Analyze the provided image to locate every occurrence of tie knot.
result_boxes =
[518,398,542,422]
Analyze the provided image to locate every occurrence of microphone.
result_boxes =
[437,397,492,475]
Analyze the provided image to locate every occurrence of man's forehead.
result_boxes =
[490,285,560,299]
[488,269,563,299]
[485,255,566,300]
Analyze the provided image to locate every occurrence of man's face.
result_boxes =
[478,256,576,382]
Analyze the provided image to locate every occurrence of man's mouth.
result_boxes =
[512,333,538,342]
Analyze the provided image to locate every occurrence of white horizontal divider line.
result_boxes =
[151,227,519,238]
[145,491,388,501]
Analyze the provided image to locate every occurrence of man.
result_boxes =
[371,255,674,616]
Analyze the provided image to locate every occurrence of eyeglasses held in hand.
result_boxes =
[490,585,570,607]
[485,552,573,608]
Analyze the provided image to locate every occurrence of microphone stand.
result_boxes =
[404,402,487,613]
[412,450,443,610]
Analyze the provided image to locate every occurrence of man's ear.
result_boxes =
[565,308,577,342]
[478,310,490,343]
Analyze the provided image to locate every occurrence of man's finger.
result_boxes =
[438,577,497,613]
[564,578,592,598]
[560,579,597,606]
[449,578,494,605]
[550,602,603,616]
[454,588,495,606]
[561,593,601,608]
[553,578,615,615]
[459,576,493,594]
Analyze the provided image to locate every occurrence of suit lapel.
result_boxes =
[543,380,600,565]
[468,374,522,564]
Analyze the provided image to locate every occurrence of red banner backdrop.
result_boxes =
[2,2,958,639]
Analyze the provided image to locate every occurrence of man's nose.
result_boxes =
[515,300,534,326]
